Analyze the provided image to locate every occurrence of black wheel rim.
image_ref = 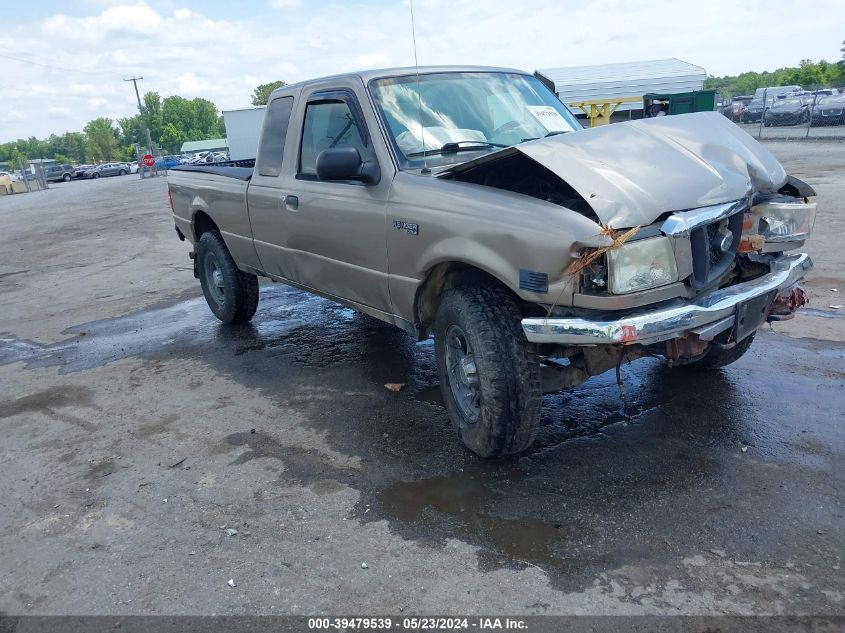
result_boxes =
[203,252,225,305]
[444,324,480,422]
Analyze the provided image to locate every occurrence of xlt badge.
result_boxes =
[393,220,419,236]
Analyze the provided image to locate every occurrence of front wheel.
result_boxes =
[196,231,259,324]
[93,172,100,179]
[434,284,541,457]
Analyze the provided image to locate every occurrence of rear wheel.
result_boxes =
[119,169,127,176]
[434,283,541,457]
[62,173,71,182]
[196,231,259,324]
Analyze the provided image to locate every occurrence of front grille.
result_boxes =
[689,211,743,289]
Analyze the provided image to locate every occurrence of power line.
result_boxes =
[0,50,117,77]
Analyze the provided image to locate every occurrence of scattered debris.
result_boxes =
[741,446,748,453]
[831,288,839,292]
[168,458,186,469]
[189,551,196,556]
[226,528,238,537]
[163,498,168,503]
[227,578,236,587]
[384,383,405,392]
[830,305,842,310]
[817,529,825,535]
[250,428,256,434]
[361,562,368,569]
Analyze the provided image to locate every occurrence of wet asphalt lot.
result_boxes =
[0,144,844,617]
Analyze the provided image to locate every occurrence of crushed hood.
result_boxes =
[439,112,788,228]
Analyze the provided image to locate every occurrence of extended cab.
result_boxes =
[167,66,816,457]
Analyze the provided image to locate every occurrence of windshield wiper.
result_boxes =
[406,140,508,158]
[520,130,570,142]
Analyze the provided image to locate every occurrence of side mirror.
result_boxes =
[316,147,380,185]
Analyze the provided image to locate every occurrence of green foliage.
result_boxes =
[84,117,119,162]
[159,123,185,154]
[9,147,28,169]
[0,87,233,165]
[251,81,287,106]
[705,58,844,96]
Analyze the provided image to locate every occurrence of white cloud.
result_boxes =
[1,0,843,141]
[355,53,392,69]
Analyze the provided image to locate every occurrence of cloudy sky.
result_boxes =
[2,0,842,142]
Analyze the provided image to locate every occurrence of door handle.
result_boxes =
[285,195,299,211]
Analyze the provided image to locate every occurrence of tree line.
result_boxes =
[704,58,844,98]
[1,82,286,168]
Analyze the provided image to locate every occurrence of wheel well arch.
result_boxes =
[192,210,219,241]
[414,261,519,337]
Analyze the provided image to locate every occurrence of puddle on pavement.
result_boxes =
[378,472,573,568]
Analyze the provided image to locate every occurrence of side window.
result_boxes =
[298,99,373,178]
[257,96,294,177]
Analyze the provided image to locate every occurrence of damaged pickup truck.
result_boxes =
[167,66,816,457]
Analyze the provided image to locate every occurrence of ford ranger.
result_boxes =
[167,66,816,457]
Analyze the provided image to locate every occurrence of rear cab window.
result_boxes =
[257,96,294,177]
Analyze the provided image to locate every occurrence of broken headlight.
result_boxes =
[607,236,679,294]
[740,198,816,251]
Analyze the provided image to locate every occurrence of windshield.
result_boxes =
[369,71,582,169]
[775,98,803,108]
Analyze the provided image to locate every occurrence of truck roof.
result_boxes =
[270,65,529,98]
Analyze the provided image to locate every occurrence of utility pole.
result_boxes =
[124,76,154,156]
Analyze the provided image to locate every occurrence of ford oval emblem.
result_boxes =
[719,231,734,253]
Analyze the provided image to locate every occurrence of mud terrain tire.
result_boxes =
[434,284,541,457]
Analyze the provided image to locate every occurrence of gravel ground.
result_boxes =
[0,142,843,618]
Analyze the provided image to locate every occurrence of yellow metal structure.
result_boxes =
[568,96,641,127]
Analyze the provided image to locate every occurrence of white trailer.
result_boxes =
[222,107,266,161]
[535,58,706,115]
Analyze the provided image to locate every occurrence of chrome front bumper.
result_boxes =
[522,253,812,345]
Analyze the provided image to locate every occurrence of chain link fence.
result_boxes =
[724,85,845,140]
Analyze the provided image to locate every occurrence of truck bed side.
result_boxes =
[167,169,262,273]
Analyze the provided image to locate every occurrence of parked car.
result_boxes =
[74,164,93,178]
[728,96,752,122]
[741,98,766,123]
[43,163,76,182]
[811,95,845,126]
[166,65,816,457]
[81,162,129,178]
[156,155,183,169]
[0,170,21,182]
[128,161,140,174]
[763,96,814,126]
